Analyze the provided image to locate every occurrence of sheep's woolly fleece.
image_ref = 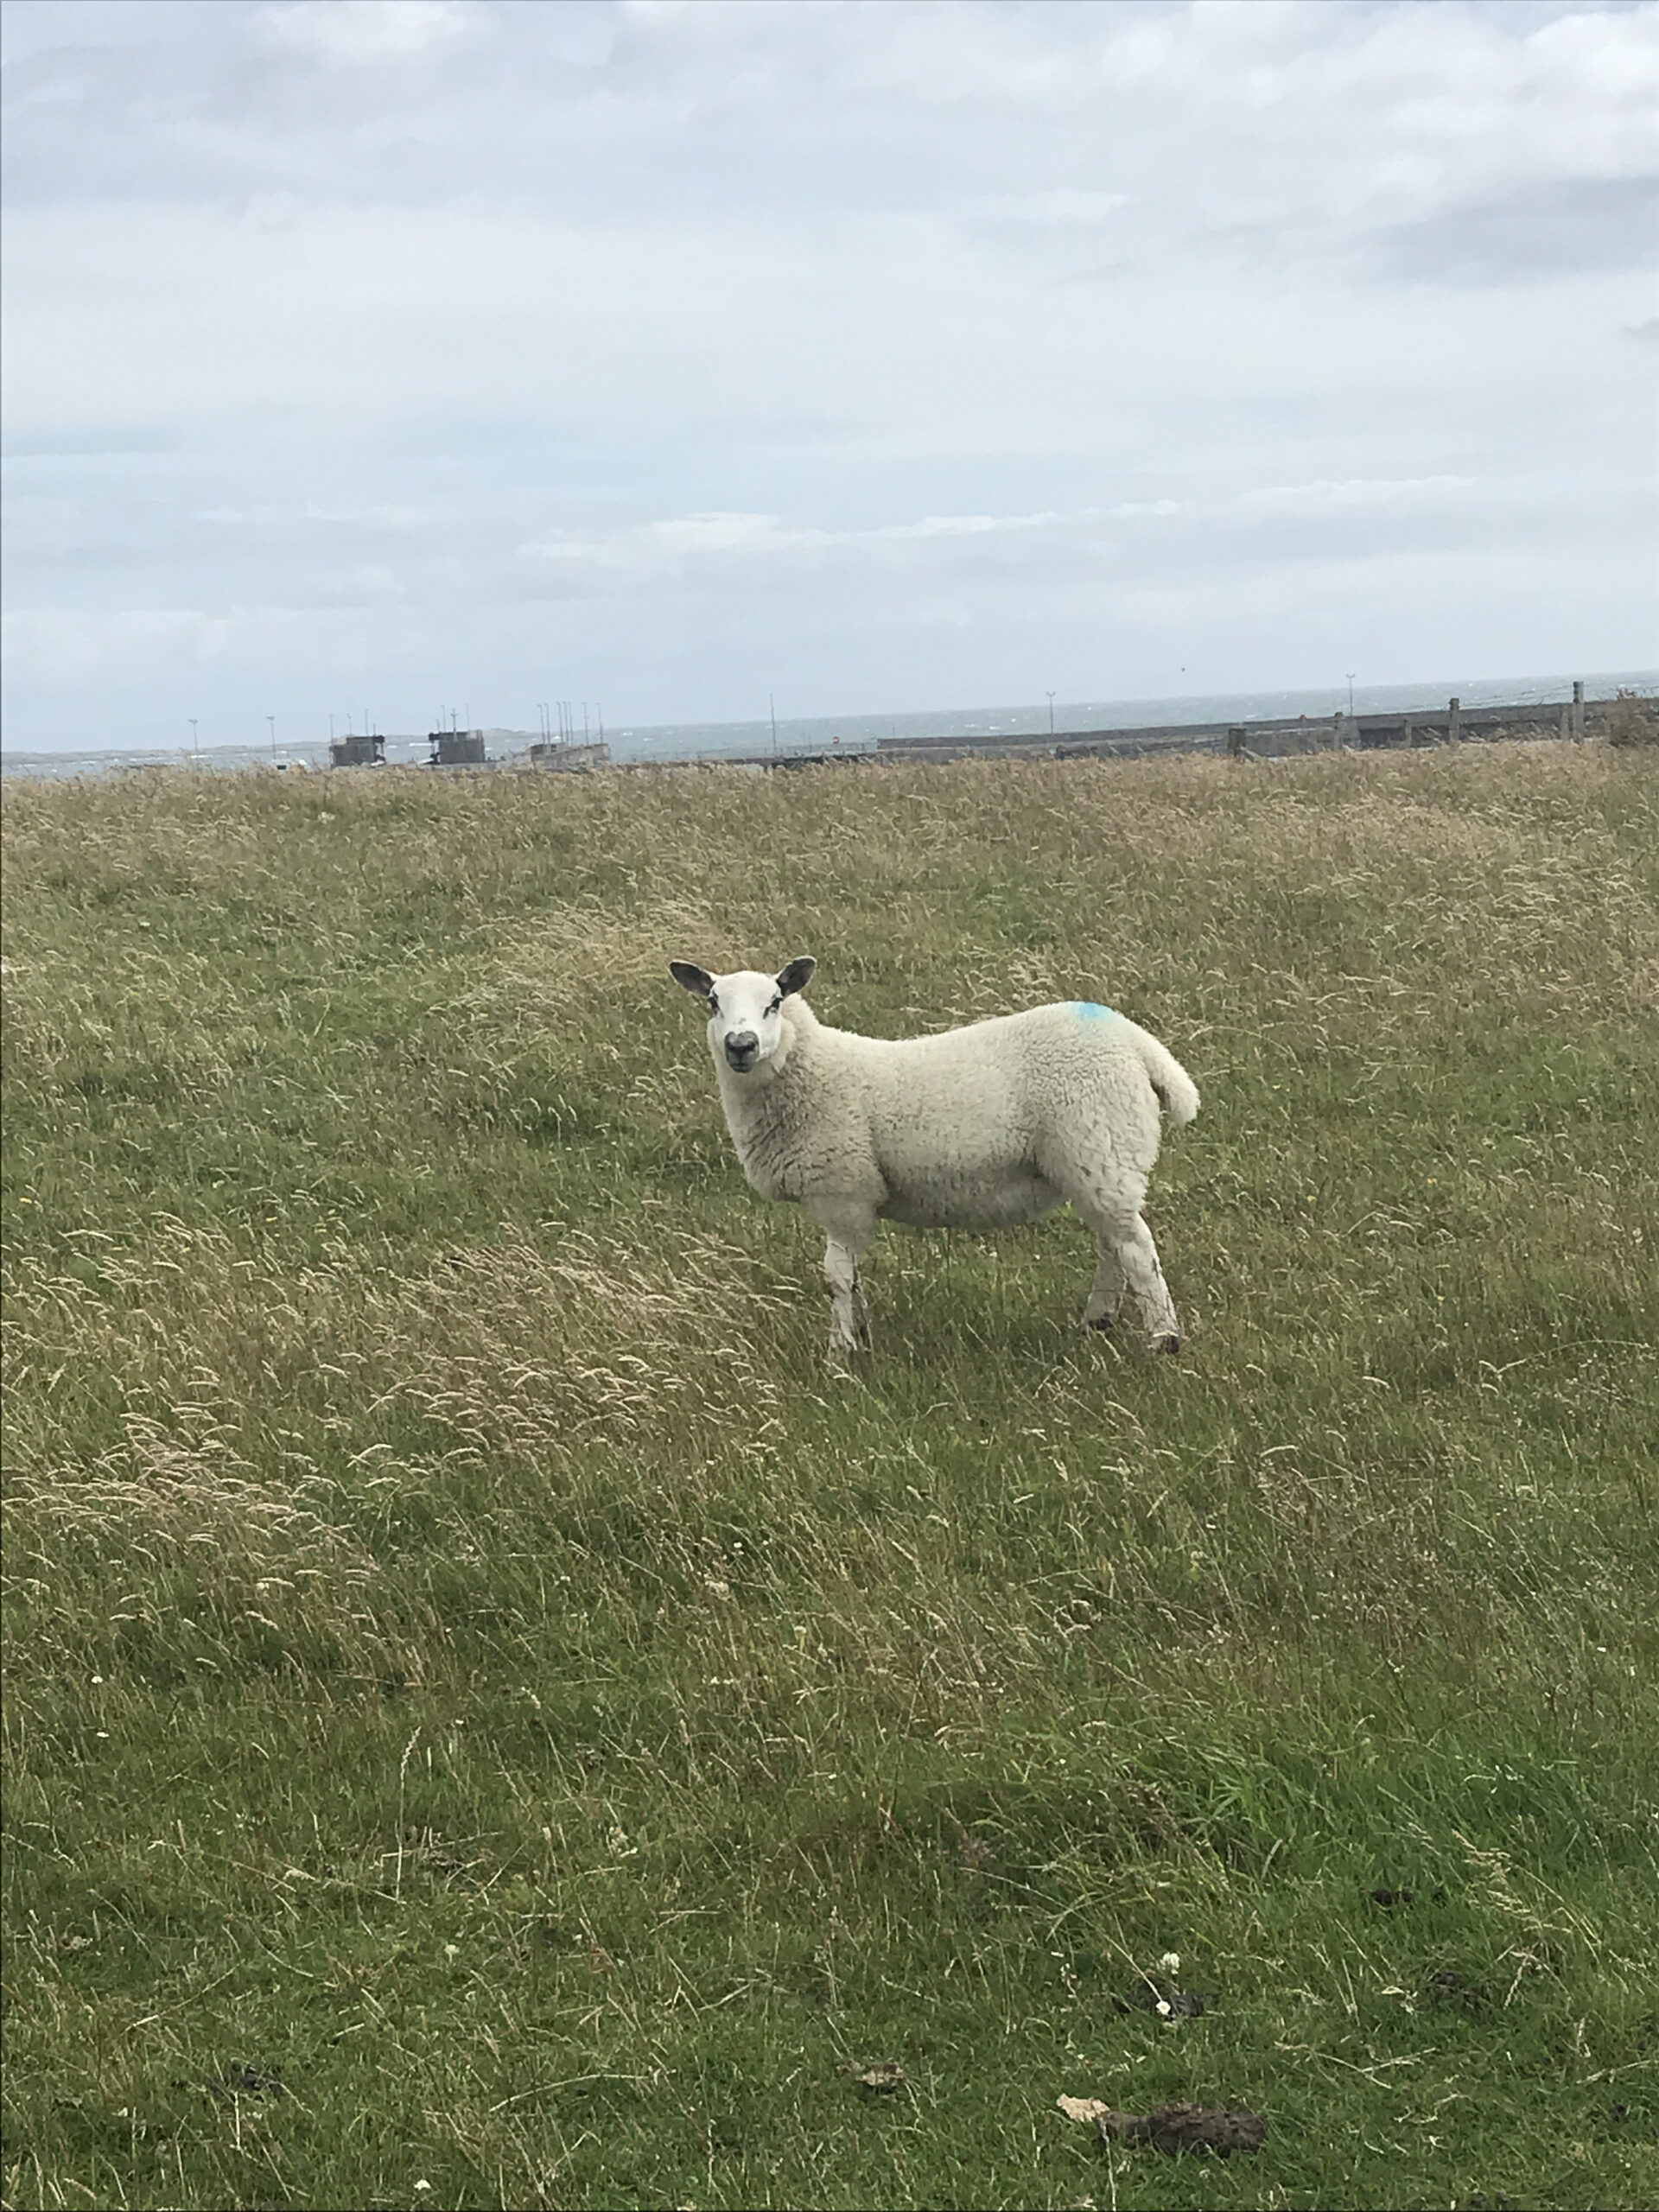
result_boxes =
[671,960,1198,1358]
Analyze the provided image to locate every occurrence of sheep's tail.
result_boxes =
[1131,1028,1200,1128]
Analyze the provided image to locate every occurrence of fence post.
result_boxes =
[1448,696,1461,744]
[1572,680,1586,744]
[1332,710,1344,749]
[1227,726,1247,760]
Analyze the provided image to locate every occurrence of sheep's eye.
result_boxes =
[707,994,720,1014]
[766,996,782,1015]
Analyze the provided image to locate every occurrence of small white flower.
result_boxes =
[414,2184,431,2196]
[1155,1999,1173,2017]
[92,1675,104,1686]
[1160,1951,1181,1973]
[444,1943,459,1959]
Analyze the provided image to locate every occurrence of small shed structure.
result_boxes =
[429,729,487,766]
[328,731,385,767]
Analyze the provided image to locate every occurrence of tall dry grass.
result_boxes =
[3,743,1656,2211]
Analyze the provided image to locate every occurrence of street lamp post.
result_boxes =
[188,718,198,766]
[1046,691,1056,735]
[1345,673,1357,719]
[267,715,276,763]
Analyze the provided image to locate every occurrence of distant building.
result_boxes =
[429,728,487,766]
[328,731,385,767]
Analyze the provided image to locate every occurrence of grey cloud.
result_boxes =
[1367,175,1659,287]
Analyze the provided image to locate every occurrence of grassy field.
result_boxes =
[3,744,1656,2211]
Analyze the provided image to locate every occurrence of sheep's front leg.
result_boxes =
[808,1201,876,1361]
[823,1238,868,1357]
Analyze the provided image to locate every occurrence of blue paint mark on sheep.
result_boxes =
[1074,1000,1118,1021]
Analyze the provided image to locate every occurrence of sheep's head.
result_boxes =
[670,957,815,1077]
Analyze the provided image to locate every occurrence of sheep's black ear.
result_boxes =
[775,956,816,999]
[670,960,716,1000]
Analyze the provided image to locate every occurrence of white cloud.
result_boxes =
[1239,476,1478,516]
[2,604,245,679]
[524,505,1159,578]
[252,0,480,66]
[968,189,1131,226]
[641,512,800,558]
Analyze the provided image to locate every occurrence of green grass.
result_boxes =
[3,745,1656,2210]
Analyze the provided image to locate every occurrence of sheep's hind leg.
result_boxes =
[1113,1213,1182,1353]
[1063,1185,1181,1353]
[1083,1236,1127,1332]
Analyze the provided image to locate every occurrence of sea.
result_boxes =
[3,670,1654,780]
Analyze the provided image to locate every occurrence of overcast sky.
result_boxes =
[2,0,1655,752]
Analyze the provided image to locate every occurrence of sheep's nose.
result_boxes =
[724,1030,759,1069]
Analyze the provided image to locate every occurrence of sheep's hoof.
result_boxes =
[1085,1313,1117,1333]
[1150,1332,1182,1357]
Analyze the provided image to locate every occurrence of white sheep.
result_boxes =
[670,956,1198,1357]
